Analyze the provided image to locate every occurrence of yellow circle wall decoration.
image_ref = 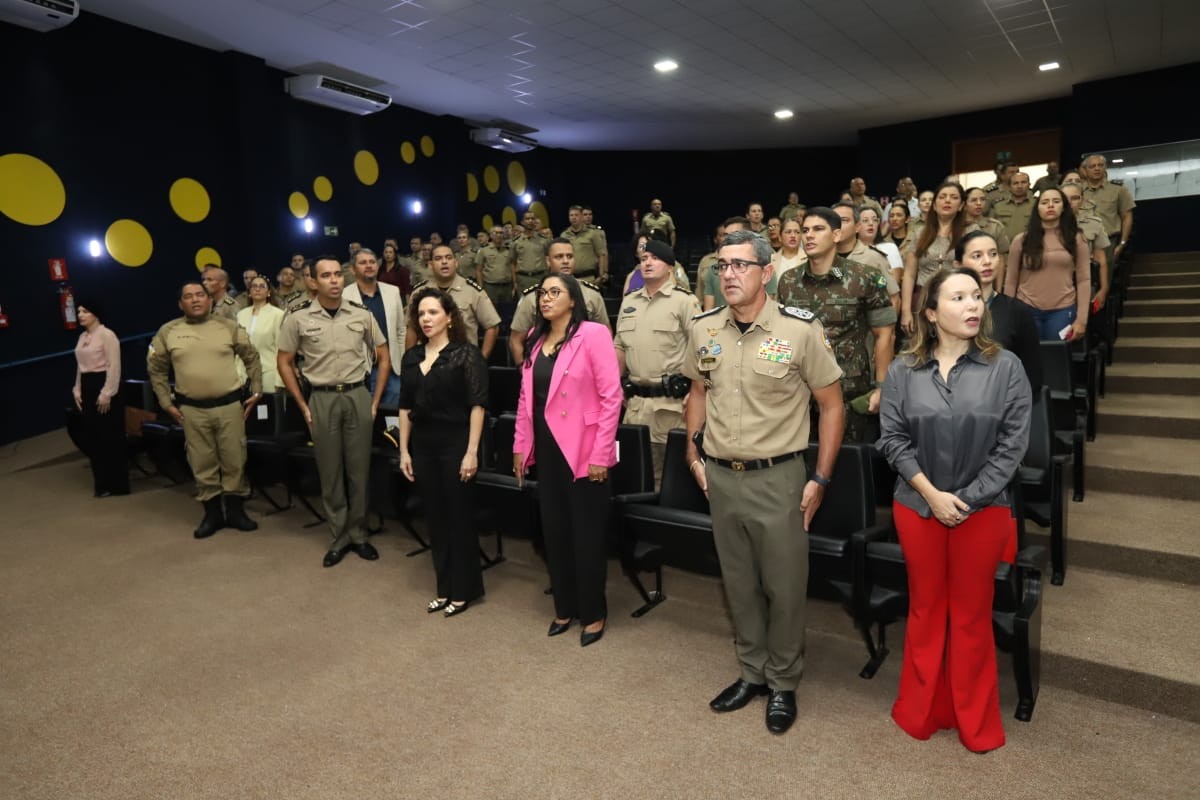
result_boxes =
[420,136,435,157]
[195,247,222,271]
[400,142,416,165]
[501,206,517,225]
[530,201,549,228]
[483,165,500,194]
[105,219,153,267]
[481,214,495,231]
[466,173,479,203]
[168,178,210,222]
[506,161,527,195]
[354,150,379,185]
[0,153,66,226]
[313,176,333,202]
[288,192,310,219]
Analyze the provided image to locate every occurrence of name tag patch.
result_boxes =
[757,337,793,363]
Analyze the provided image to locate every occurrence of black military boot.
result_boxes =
[223,494,259,531]
[193,497,226,539]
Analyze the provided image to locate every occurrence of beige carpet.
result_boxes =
[2,433,1198,800]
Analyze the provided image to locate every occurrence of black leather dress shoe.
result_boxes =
[709,679,769,713]
[765,690,797,734]
[353,542,380,561]
[323,546,350,568]
[547,619,573,637]
[580,624,605,647]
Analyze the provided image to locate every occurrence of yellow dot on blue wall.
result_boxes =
[400,142,416,165]
[195,247,222,271]
[168,178,210,222]
[466,173,479,203]
[530,201,549,229]
[483,165,500,194]
[507,161,527,195]
[501,206,517,225]
[288,192,309,219]
[0,153,66,226]
[354,150,379,185]
[105,219,153,268]
[420,136,435,158]
[313,176,333,202]
[481,214,494,231]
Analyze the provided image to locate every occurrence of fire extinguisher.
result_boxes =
[60,285,78,330]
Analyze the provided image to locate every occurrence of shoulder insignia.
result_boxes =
[580,280,601,293]
[522,284,539,296]
[867,245,886,257]
[983,181,999,191]
[780,305,815,321]
[286,299,312,313]
[671,284,694,295]
[347,300,368,310]
[412,279,429,290]
[692,305,725,320]
[1110,178,1124,185]
[463,277,483,291]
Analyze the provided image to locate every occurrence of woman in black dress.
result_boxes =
[398,287,489,617]
[72,298,129,497]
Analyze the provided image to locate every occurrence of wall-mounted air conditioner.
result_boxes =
[469,127,538,153]
[0,0,79,31]
[284,74,391,116]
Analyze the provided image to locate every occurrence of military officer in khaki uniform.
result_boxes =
[1081,153,1136,267]
[410,244,502,359]
[581,205,608,253]
[148,281,263,539]
[613,239,700,481]
[278,256,389,568]
[779,192,804,223]
[509,238,608,363]
[639,198,676,247]
[1032,161,1061,195]
[779,207,896,444]
[276,265,304,309]
[475,225,515,308]
[683,228,844,735]
[1063,181,1112,309]
[561,204,609,282]
[832,204,901,302]
[511,210,548,293]
[983,161,1018,211]
[848,177,884,220]
[992,172,1035,244]
[201,266,239,320]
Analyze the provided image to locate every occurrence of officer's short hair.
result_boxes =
[720,229,773,266]
[544,237,573,257]
[568,204,584,213]
[1082,153,1107,167]
[354,248,377,262]
[580,205,593,213]
[831,202,860,223]
[722,215,750,229]
[179,281,209,300]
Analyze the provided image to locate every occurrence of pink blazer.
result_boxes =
[514,321,623,480]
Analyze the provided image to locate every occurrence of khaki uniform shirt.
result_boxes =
[992,195,1035,244]
[511,280,607,334]
[147,316,262,410]
[1077,213,1111,254]
[779,203,804,222]
[560,226,608,275]
[412,274,501,345]
[408,260,433,286]
[210,295,239,321]
[280,289,305,309]
[983,182,1009,211]
[1082,180,1135,236]
[589,224,608,251]
[640,211,675,238]
[511,234,546,276]
[456,249,476,276]
[475,244,512,284]
[853,196,884,219]
[1032,175,1060,194]
[845,241,900,295]
[277,300,384,386]
[683,302,842,460]
[966,216,1011,254]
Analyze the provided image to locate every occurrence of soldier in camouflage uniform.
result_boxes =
[777,207,896,443]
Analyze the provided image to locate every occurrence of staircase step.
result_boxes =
[1086,434,1200,501]
[1116,316,1200,337]
[1098,393,1200,438]
[1113,336,1199,363]
[1134,254,1200,273]
[1126,285,1200,300]
[1122,299,1200,318]
[1133,272,1200,287]
[1105,363,1200,395]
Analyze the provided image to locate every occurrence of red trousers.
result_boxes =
[891,502,1016,752]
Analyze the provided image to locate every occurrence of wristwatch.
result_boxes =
[812,473,831,487]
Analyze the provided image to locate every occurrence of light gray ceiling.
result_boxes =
[83,0,1199,150]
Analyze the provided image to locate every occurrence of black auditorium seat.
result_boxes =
[1040,341,1087,501]
[1017,386,1071,585]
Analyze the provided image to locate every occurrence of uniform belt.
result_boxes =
[627,383,669,398]
[709,450,803,472]
[175,390,242,409]
[310,379,367,393]
[485,280,512,286]
[518,269,545,276]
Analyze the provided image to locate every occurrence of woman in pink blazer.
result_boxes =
[514,274,622,646]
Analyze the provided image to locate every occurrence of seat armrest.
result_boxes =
[613,491,660,506]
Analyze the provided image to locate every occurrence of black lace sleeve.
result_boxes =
[461,344,489,410]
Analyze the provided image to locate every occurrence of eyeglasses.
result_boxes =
[636,244,647,252]
[536,287,566,300]
[715,259,766,274]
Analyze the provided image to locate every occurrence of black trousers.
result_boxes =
[80,372,129,495]
[412,427,484,603]
[535,419,610,625]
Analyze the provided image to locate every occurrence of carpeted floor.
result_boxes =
[2,432,1198,800]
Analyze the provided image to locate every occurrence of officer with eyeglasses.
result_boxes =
[683,229,845,736]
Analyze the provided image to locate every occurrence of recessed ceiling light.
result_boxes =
[1111,158,1125,164]
[1038,61,1060,72]
[654,59,678,73]
[1125,171,1138,176]
[774,109,794,120]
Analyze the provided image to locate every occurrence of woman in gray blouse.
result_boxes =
[877,267,1032,753]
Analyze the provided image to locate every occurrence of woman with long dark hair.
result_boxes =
[513,273,622,646]
[1003,187,1090,340]
[398,287,489,617]
[377,238,411,298]
[877,267,1032,752]
[883,201,912,253]
[72,298,130,497]
[901,181,968,335]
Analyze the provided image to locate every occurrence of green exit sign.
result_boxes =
[324,226,339,236]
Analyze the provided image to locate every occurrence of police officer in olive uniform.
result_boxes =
[992,172,1035,243]
[684,229,844,736]
[508,238,608,363]
[561,204,609,283]
[475,225,516,309]
[148,281,263,539]
[778,207,896,444]
[1081,154,1136,270]
[410,244,502,359]
[277,256,390,568]
[511,210,548,293]
[983,161,1018,212]
[201,267,239,321]
[613,239,700,482]
[639,198,677,247]
[1062,181,1112,309]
